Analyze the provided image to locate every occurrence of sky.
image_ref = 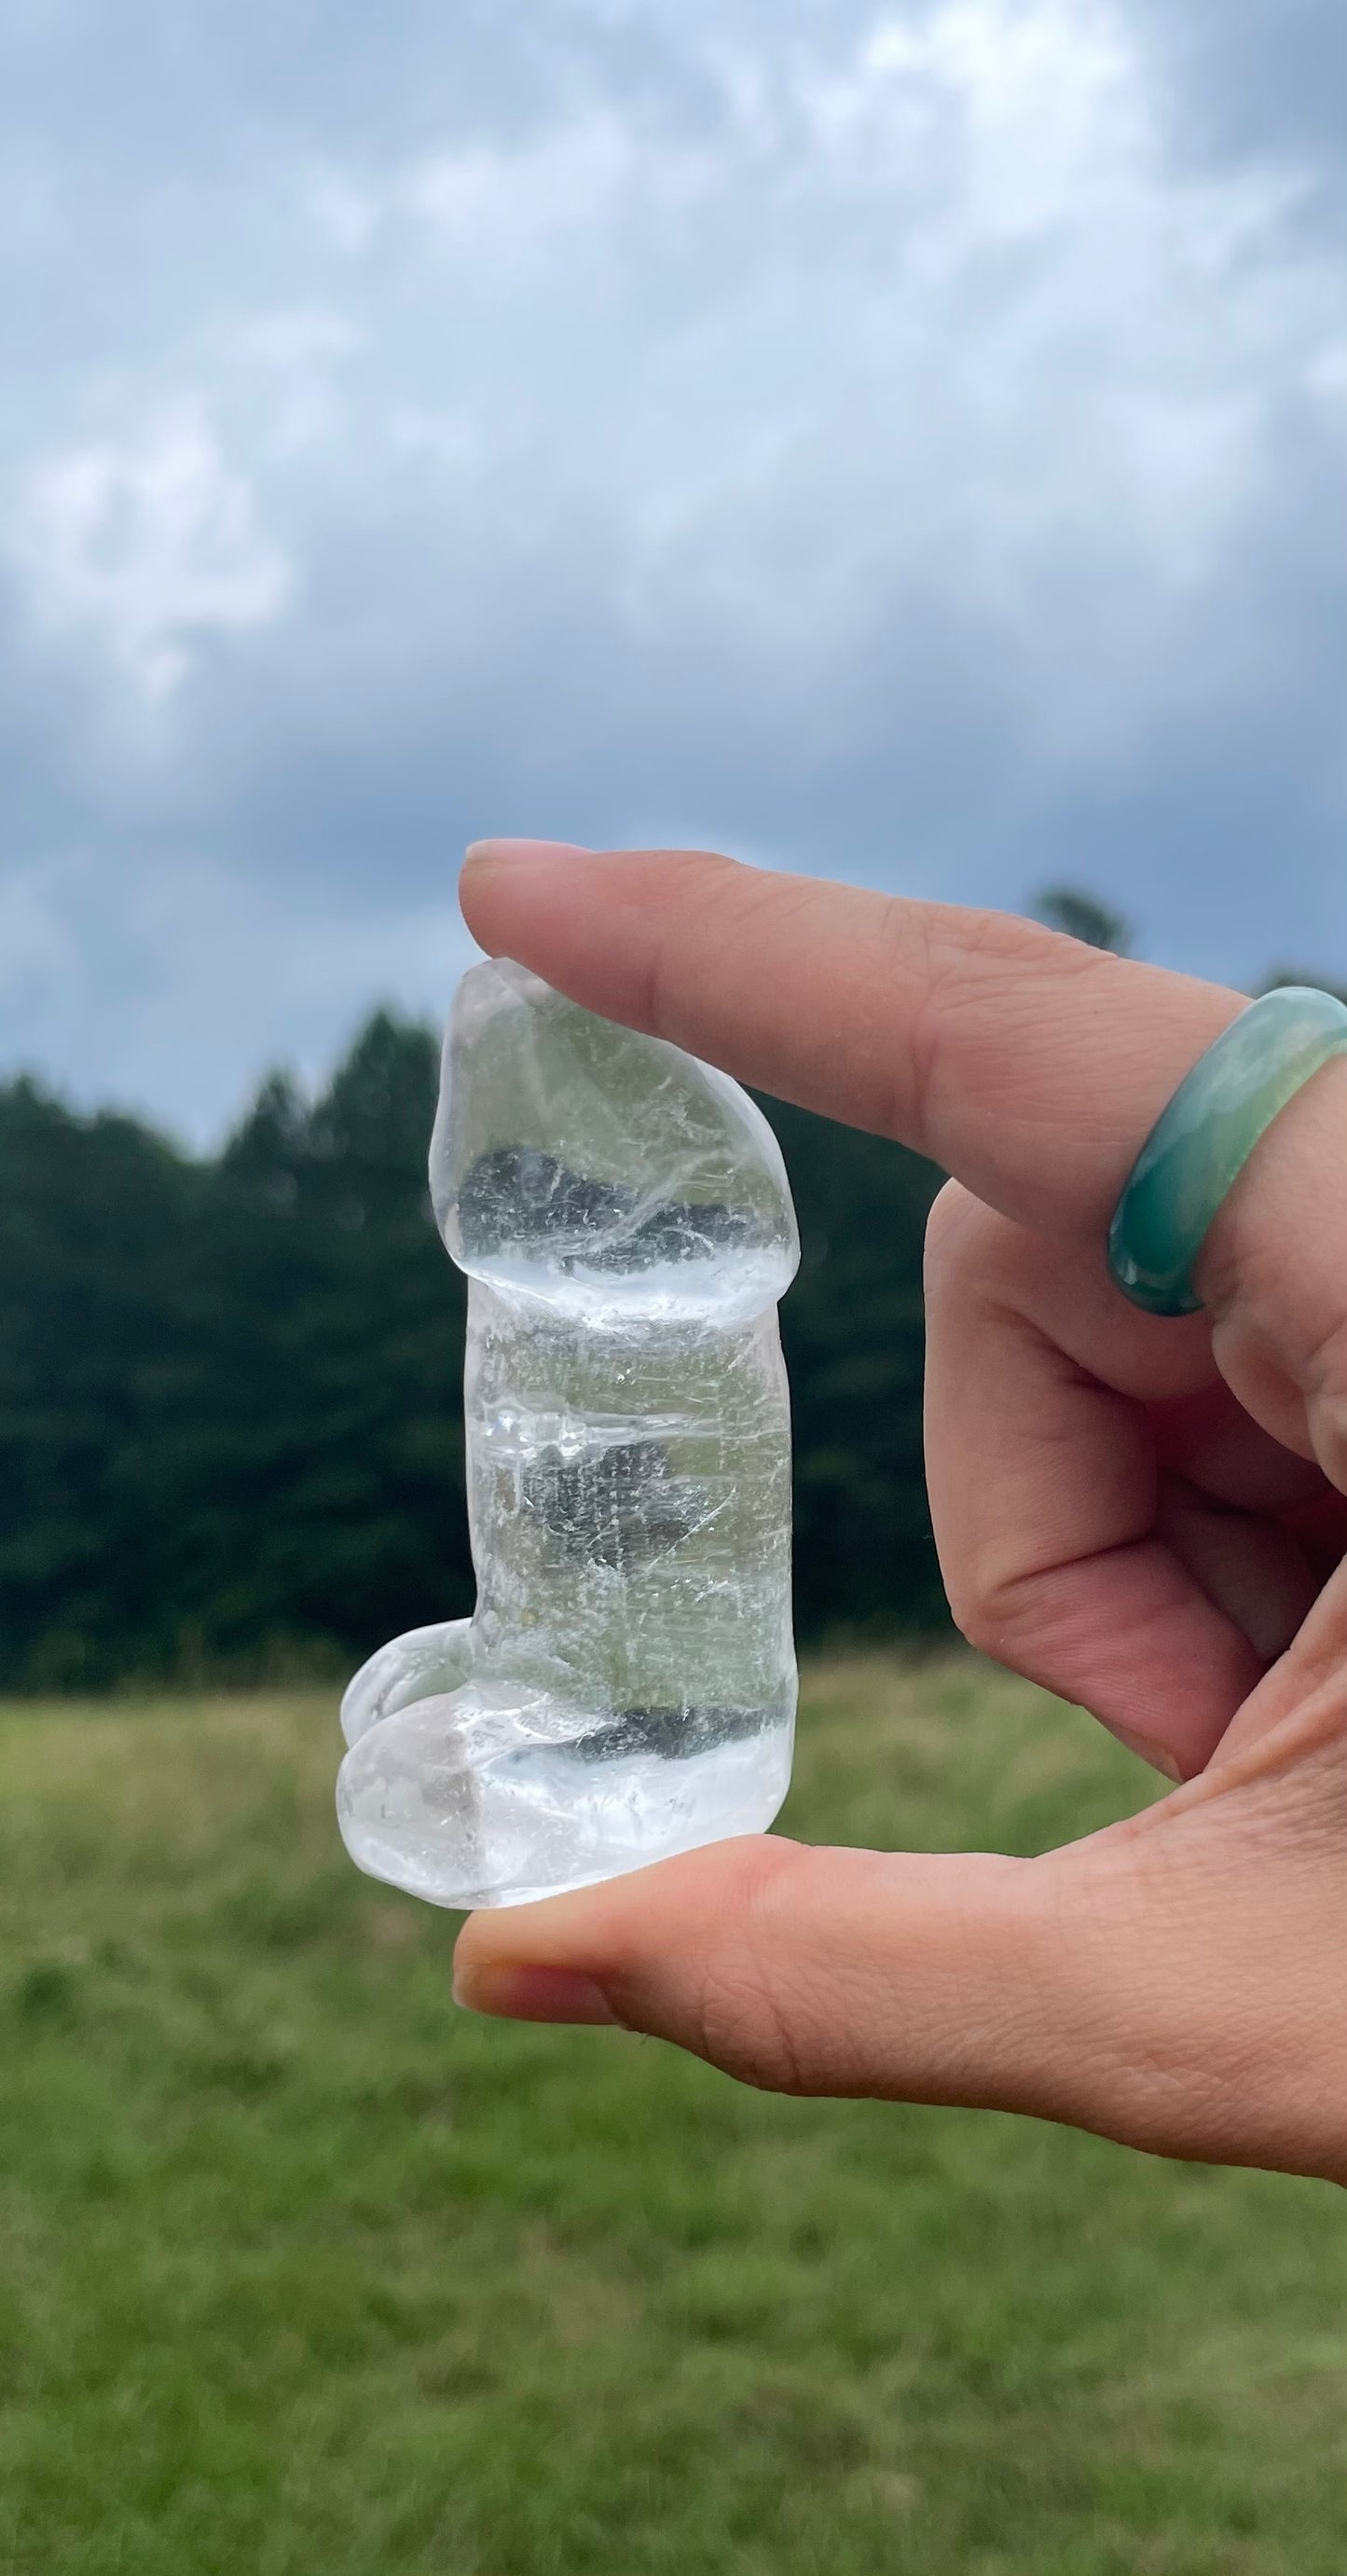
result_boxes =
[0,0,1343,1143]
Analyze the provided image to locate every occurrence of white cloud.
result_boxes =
[306,0,1340,765]
[304,166,383,258]
[0,861,80,995]
[1308,341,1347,411]
[7,0,1341,751]
[402,112,639,250]
[7,408,293,698]
[849,0,1145,224]
[0,0,1343,1128]
[210,305,362,460]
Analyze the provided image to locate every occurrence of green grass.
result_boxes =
[2,1657,1345,2575]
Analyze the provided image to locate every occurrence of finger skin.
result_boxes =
[923,1186,1314,1776]
[1196,1056,1347,1494]
[453,1662,1347,2183]
[460,841,1241,1234]
[457,1838,1058,2107]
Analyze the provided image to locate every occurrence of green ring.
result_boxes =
[1107,985,1347,1316]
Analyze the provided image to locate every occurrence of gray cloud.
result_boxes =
[0,0,1343,1137]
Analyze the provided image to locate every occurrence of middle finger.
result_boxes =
[923,1186,1319,1776]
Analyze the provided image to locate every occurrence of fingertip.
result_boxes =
[452,1961,623,2026]
[460,840,598,952]
[462,837,593,873]
[1109,1726,1186,1784]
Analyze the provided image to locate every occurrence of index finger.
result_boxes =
[458,841,1242,1237]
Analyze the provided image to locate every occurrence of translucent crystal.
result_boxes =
[337,958,800,1909]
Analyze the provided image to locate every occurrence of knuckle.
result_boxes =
[1301,1316,1347,1493]
[923,1182,1030,1307]
[943,1582,1005,1660]
[640,851,736,1033]
[922,1178,979,1272]
[892,906,1119,1145]
[688,1840,818,2095]
[694,1956,807,2094]
[922,1180,1000,1302]
[942,1558,1044,1664]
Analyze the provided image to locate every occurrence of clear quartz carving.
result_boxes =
[336,959,800,1909]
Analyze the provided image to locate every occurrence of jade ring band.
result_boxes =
[1107,985,1347,1317]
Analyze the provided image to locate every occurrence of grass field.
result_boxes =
[2,1658,1346,2575]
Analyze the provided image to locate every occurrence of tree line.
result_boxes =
[4,900,1340,1693]
[0,1012,944,1688]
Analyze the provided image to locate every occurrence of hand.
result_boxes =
[451,840,1347,2183]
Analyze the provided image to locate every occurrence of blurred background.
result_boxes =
[2,3,1346,2569]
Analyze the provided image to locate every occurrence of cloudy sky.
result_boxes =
[1,0,1342,1141]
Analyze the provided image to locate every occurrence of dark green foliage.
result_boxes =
[0,1015,943,1687]
[0,1081,209,1690]
[0,1022,469,1688]
[769,1101,945,1635]
[1258,967,1347,1006]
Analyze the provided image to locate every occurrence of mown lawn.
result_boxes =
[1,1657,1345,2575]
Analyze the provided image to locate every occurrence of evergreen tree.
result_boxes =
[1258,968,1347,1006]
[0,1018,942,1686]
[1031,888,1132,956]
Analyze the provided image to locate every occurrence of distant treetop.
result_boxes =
[1258,967,1347,1008]
[1030,887,1132,957]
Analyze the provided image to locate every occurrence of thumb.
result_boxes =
[452,1834,1098,2116]
[450,1788,1347,2181]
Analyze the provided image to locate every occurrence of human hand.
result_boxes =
[451,841,1347,2183]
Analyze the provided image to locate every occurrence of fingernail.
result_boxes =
[1111,1728,1184,1784]
[452,1963,622,2025]
[463,839,593,871]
